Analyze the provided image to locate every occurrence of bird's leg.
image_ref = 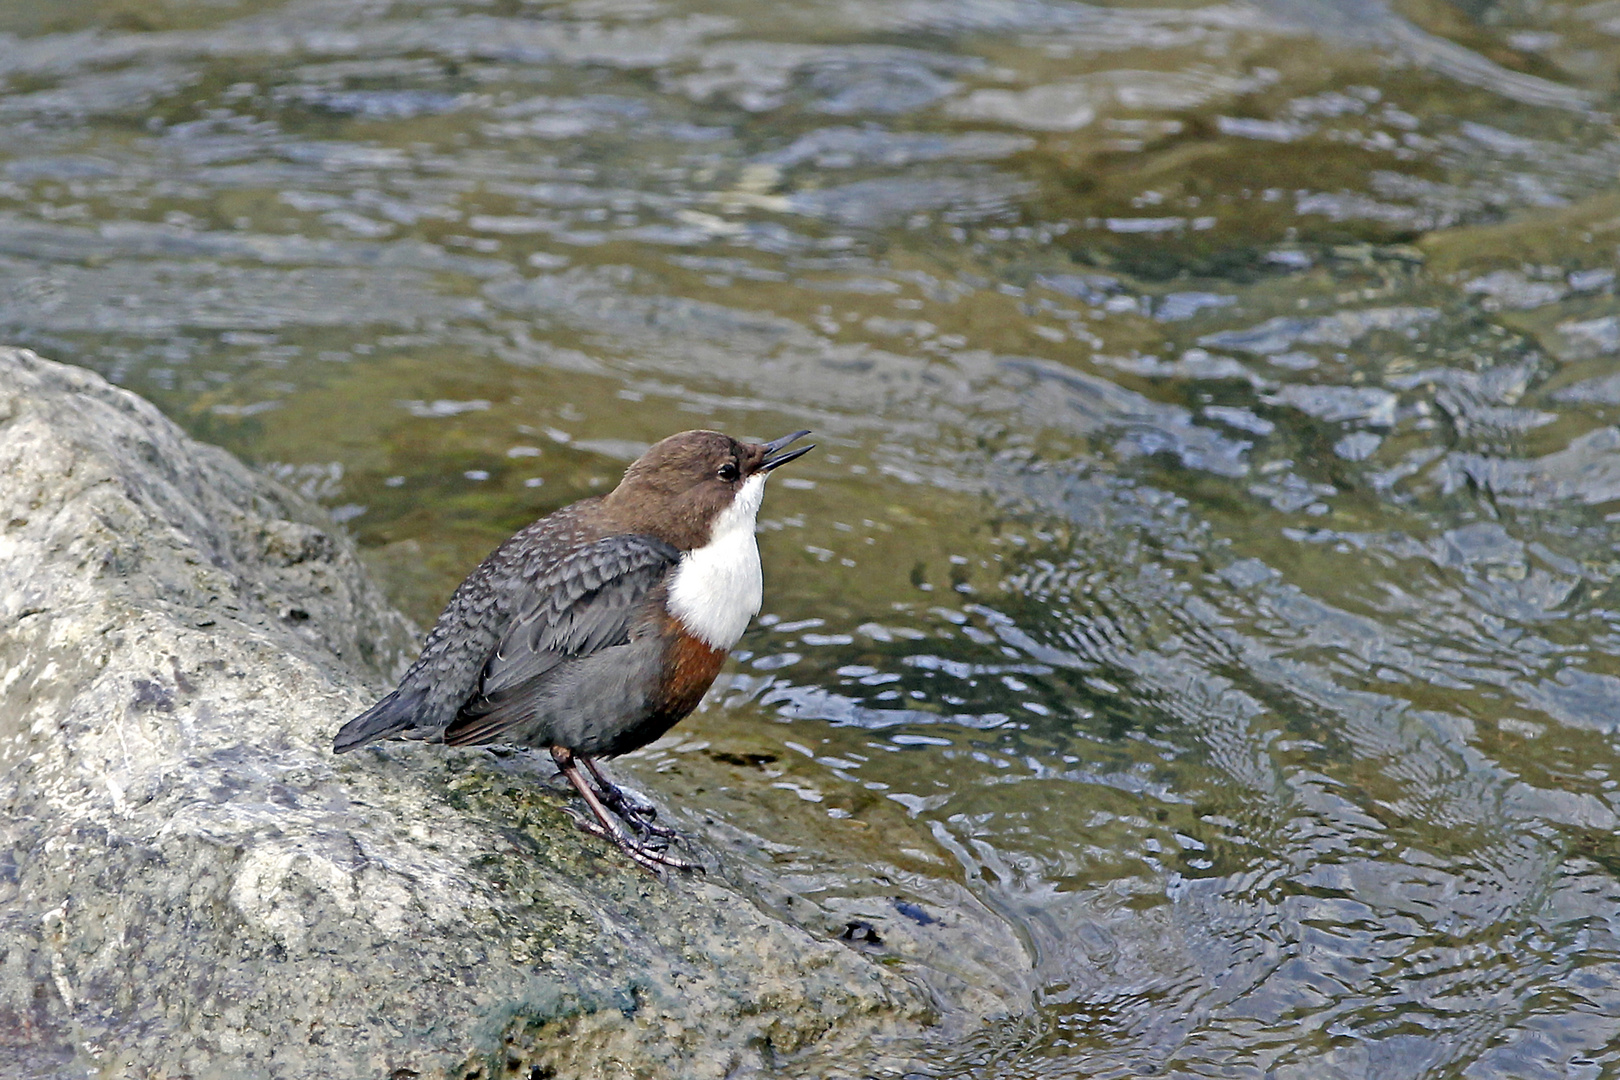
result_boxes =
[581,755,677,841]
[551,747,698,874]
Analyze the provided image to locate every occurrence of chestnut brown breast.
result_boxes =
[653,615,728,719]
[591,614,726,758]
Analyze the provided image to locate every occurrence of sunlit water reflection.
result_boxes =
[5,0,1620,1073]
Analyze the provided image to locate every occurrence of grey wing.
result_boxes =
[442,533,678,745]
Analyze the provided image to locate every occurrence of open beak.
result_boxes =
[758,429,814,473]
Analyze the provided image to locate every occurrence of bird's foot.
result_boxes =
[567,809,701,874]
[555,746,700,875]
[583,761,680,840]
[607,792,680,841]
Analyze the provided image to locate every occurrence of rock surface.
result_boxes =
[0,349,933,1078]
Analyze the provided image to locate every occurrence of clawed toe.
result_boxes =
[581,757,682,840]
[621,807,679,841]
[565,806,609,839]
[580,817,696,871]
[629,840,700,873]
[554,747,701,875]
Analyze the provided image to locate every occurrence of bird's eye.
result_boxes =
[718,462,740,482]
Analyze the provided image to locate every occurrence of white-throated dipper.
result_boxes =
[333,429,813,872]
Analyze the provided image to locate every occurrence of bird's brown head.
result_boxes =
[604,429,813,550]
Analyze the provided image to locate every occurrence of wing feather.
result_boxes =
[443,533,677,745]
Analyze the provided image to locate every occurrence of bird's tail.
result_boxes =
[332,687,426,754]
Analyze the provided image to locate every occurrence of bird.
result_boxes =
[333,428,814,872]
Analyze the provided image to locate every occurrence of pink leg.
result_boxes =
[582,755,677,839]
[551,746,698,874]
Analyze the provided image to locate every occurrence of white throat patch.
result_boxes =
[666,474,766,650]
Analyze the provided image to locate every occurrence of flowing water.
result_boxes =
[6,0,1620,1074]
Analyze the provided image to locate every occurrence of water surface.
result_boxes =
[5,0,1620,1074]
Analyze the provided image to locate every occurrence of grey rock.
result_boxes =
[0,349,932,1078]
